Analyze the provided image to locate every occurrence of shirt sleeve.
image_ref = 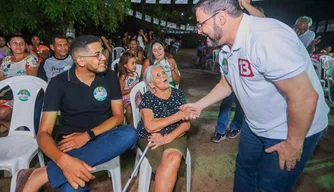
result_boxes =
[37,60,47,82]
[25,55,39,68]
[139,92,151,110]
[43,78,63,112]
[179,90,187,105]
[250,29,306,81]
[109,70,122,100]
[305,31,315,48]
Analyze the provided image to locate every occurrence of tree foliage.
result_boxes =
[0,0,130,36]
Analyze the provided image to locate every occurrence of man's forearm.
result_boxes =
[286,91,318,145]
[38,132,66,164]
[196,76,232,109]
[243,3,265,18]
[92,114,124,136]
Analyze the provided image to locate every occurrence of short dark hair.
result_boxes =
[9,34,25,43]
[70,35,100,58]
[51,35,66,45]
[193,0,243,18]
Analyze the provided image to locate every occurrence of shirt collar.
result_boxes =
[68,64,80,84]
[222,13,250,54]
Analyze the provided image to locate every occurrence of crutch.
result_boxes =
[122,141,152,192]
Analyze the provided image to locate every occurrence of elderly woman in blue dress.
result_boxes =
[141,40,180,87]
[137,64,190,191]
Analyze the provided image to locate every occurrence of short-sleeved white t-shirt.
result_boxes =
[0,54,38,77]
[219,14,329,139]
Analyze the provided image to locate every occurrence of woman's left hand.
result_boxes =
[168,58,176,71]
[148,133,172,149]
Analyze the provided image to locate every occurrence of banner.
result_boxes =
[136,12,143,20]
[146,0,156,3]
[127,9,134,16]
[159,0,171,4]
[316,20,326,33]
[327,19,334,32]
[153,18,159,24]
[131,0,141,3]
[160,20,166,26]
[175,0,188,4]
[145,15,152,22]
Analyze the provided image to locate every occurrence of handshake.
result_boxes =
[176,103,201,121]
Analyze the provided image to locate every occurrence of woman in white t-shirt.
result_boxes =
[141,40,180,87]
[0,35,38,136]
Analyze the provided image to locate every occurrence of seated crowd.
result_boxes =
[0,28,185,191]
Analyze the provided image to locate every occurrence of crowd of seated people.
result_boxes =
[0,28,187,191]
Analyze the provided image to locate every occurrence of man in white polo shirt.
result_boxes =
[182,0,329,191]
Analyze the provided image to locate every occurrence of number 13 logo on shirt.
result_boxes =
[238,59,254,77]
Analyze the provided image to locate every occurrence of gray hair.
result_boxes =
[143,64,165,92]
[295,16,313,28]
[193,0,243,18]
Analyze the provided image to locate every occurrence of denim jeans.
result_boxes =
[234,123,323,192]
[215,92,245,134]
[46,125,138,192]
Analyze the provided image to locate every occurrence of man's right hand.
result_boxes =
[57,154,96,189]
[310,36,321,46]
[179,103,201,120]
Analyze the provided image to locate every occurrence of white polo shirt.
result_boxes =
[219,14,329,139]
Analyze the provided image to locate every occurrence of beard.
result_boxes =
[206,22,223,47]
[87,63,107,75]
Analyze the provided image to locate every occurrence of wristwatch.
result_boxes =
[87,130,96,140]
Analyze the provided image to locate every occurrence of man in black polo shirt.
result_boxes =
[11,35,138,192]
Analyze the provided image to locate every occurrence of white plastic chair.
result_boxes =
[311,58,322,80]
[91,156,122,192]
[136,64,142,77]
[0,76,46,175]
[111,58,120,71]
[324,67,334,105]
[112,47,125,62]
[130,81,191,192]
[204,49,220,73]
[175,70,181,89]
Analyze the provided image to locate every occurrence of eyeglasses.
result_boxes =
[196,12,220,30]
[10,41,25,46]
[80,49,107,60]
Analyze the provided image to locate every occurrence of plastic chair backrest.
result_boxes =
[213,49,220,63]
[0,76,47,137]
[311,58,322,79]
[136,64,142,76]
[130,81,149,128]
[112,47,125,62]
[111,58,120,71]
[175,70,181,89]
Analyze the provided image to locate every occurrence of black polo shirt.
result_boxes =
[43,65,122,135]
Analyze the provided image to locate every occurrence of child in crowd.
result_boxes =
[118,52,140,125]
